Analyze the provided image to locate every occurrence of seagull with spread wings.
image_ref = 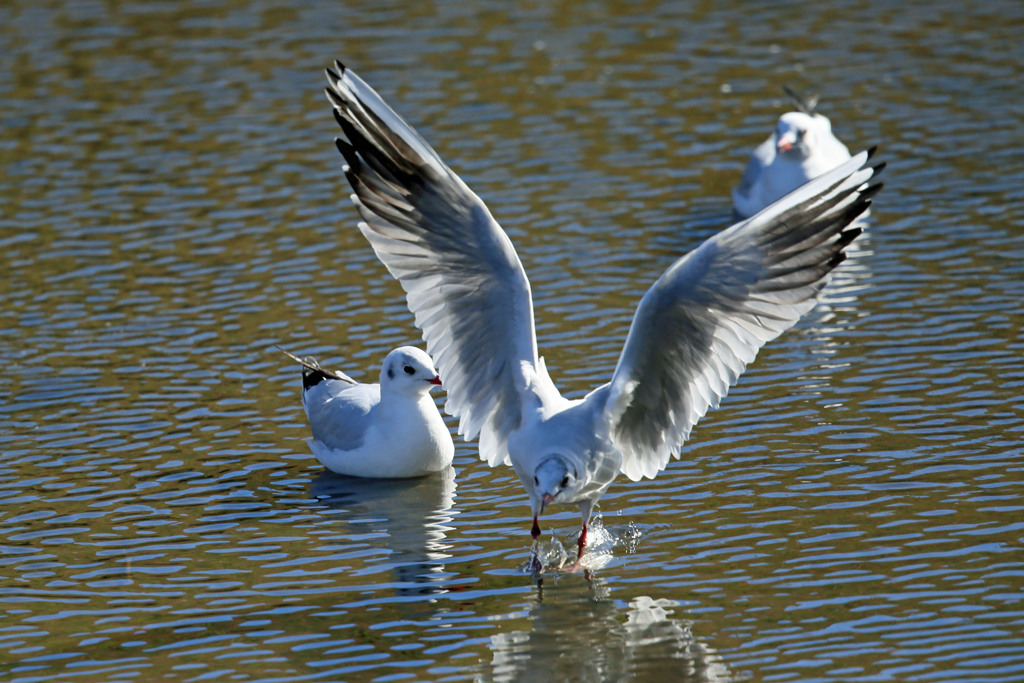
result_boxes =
[324,62,883,569]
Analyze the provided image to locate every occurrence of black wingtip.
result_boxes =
[302,367,333,391]
[783,84,820,116]
[332,107,347,129]
[335,137,360,169]
[831,224,864,266]
[837,225,863,252]
[861,182,884,202]
[278,345,355,390]
[335,136,353,155]
[335,117,371,159]
[325,86,346,110]
[325,60,346,82]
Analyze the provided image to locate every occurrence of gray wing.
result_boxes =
[601,149,883,481]
[325,63,554,466]
[304,381,379,450]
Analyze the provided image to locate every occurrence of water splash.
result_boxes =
[520,514,643,573]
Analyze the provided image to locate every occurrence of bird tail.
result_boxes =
[276,346,357,390]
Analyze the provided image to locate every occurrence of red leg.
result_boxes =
[576,523,588,561]
[529,516,543,573]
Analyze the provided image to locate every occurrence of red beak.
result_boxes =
[428,375,442,386]
[777,139,793,153]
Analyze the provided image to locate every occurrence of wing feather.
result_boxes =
[603,150,883,481]
[325,63,554,466]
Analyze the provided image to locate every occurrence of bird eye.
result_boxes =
[403,365,415,375]
[560,475,569,488]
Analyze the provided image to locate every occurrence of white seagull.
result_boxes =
[732,86,853,220]
[281,346,454,478]
[324,63,883,566]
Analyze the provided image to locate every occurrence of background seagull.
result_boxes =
[732,86,853,220]
[324,63,883,568]
[281,346,454,478]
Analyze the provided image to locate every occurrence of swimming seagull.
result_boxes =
[324,63,883,567]
[732,86,853,220]
[280,346,454,478]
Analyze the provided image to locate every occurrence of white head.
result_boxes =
[774,111,827,157]
[380,346,442,395]
[533,455,578,514]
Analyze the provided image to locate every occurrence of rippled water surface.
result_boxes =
[2,0,1023,681]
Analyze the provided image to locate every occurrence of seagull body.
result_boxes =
[732,87,853,220]
[283,346,454,478]
[324,64,883,563]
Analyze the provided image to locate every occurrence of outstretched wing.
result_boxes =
[325,62,554,466]
[602,149,884,481]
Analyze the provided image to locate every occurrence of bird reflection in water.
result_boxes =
[489,580,734,682]
[309,467,457,596]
